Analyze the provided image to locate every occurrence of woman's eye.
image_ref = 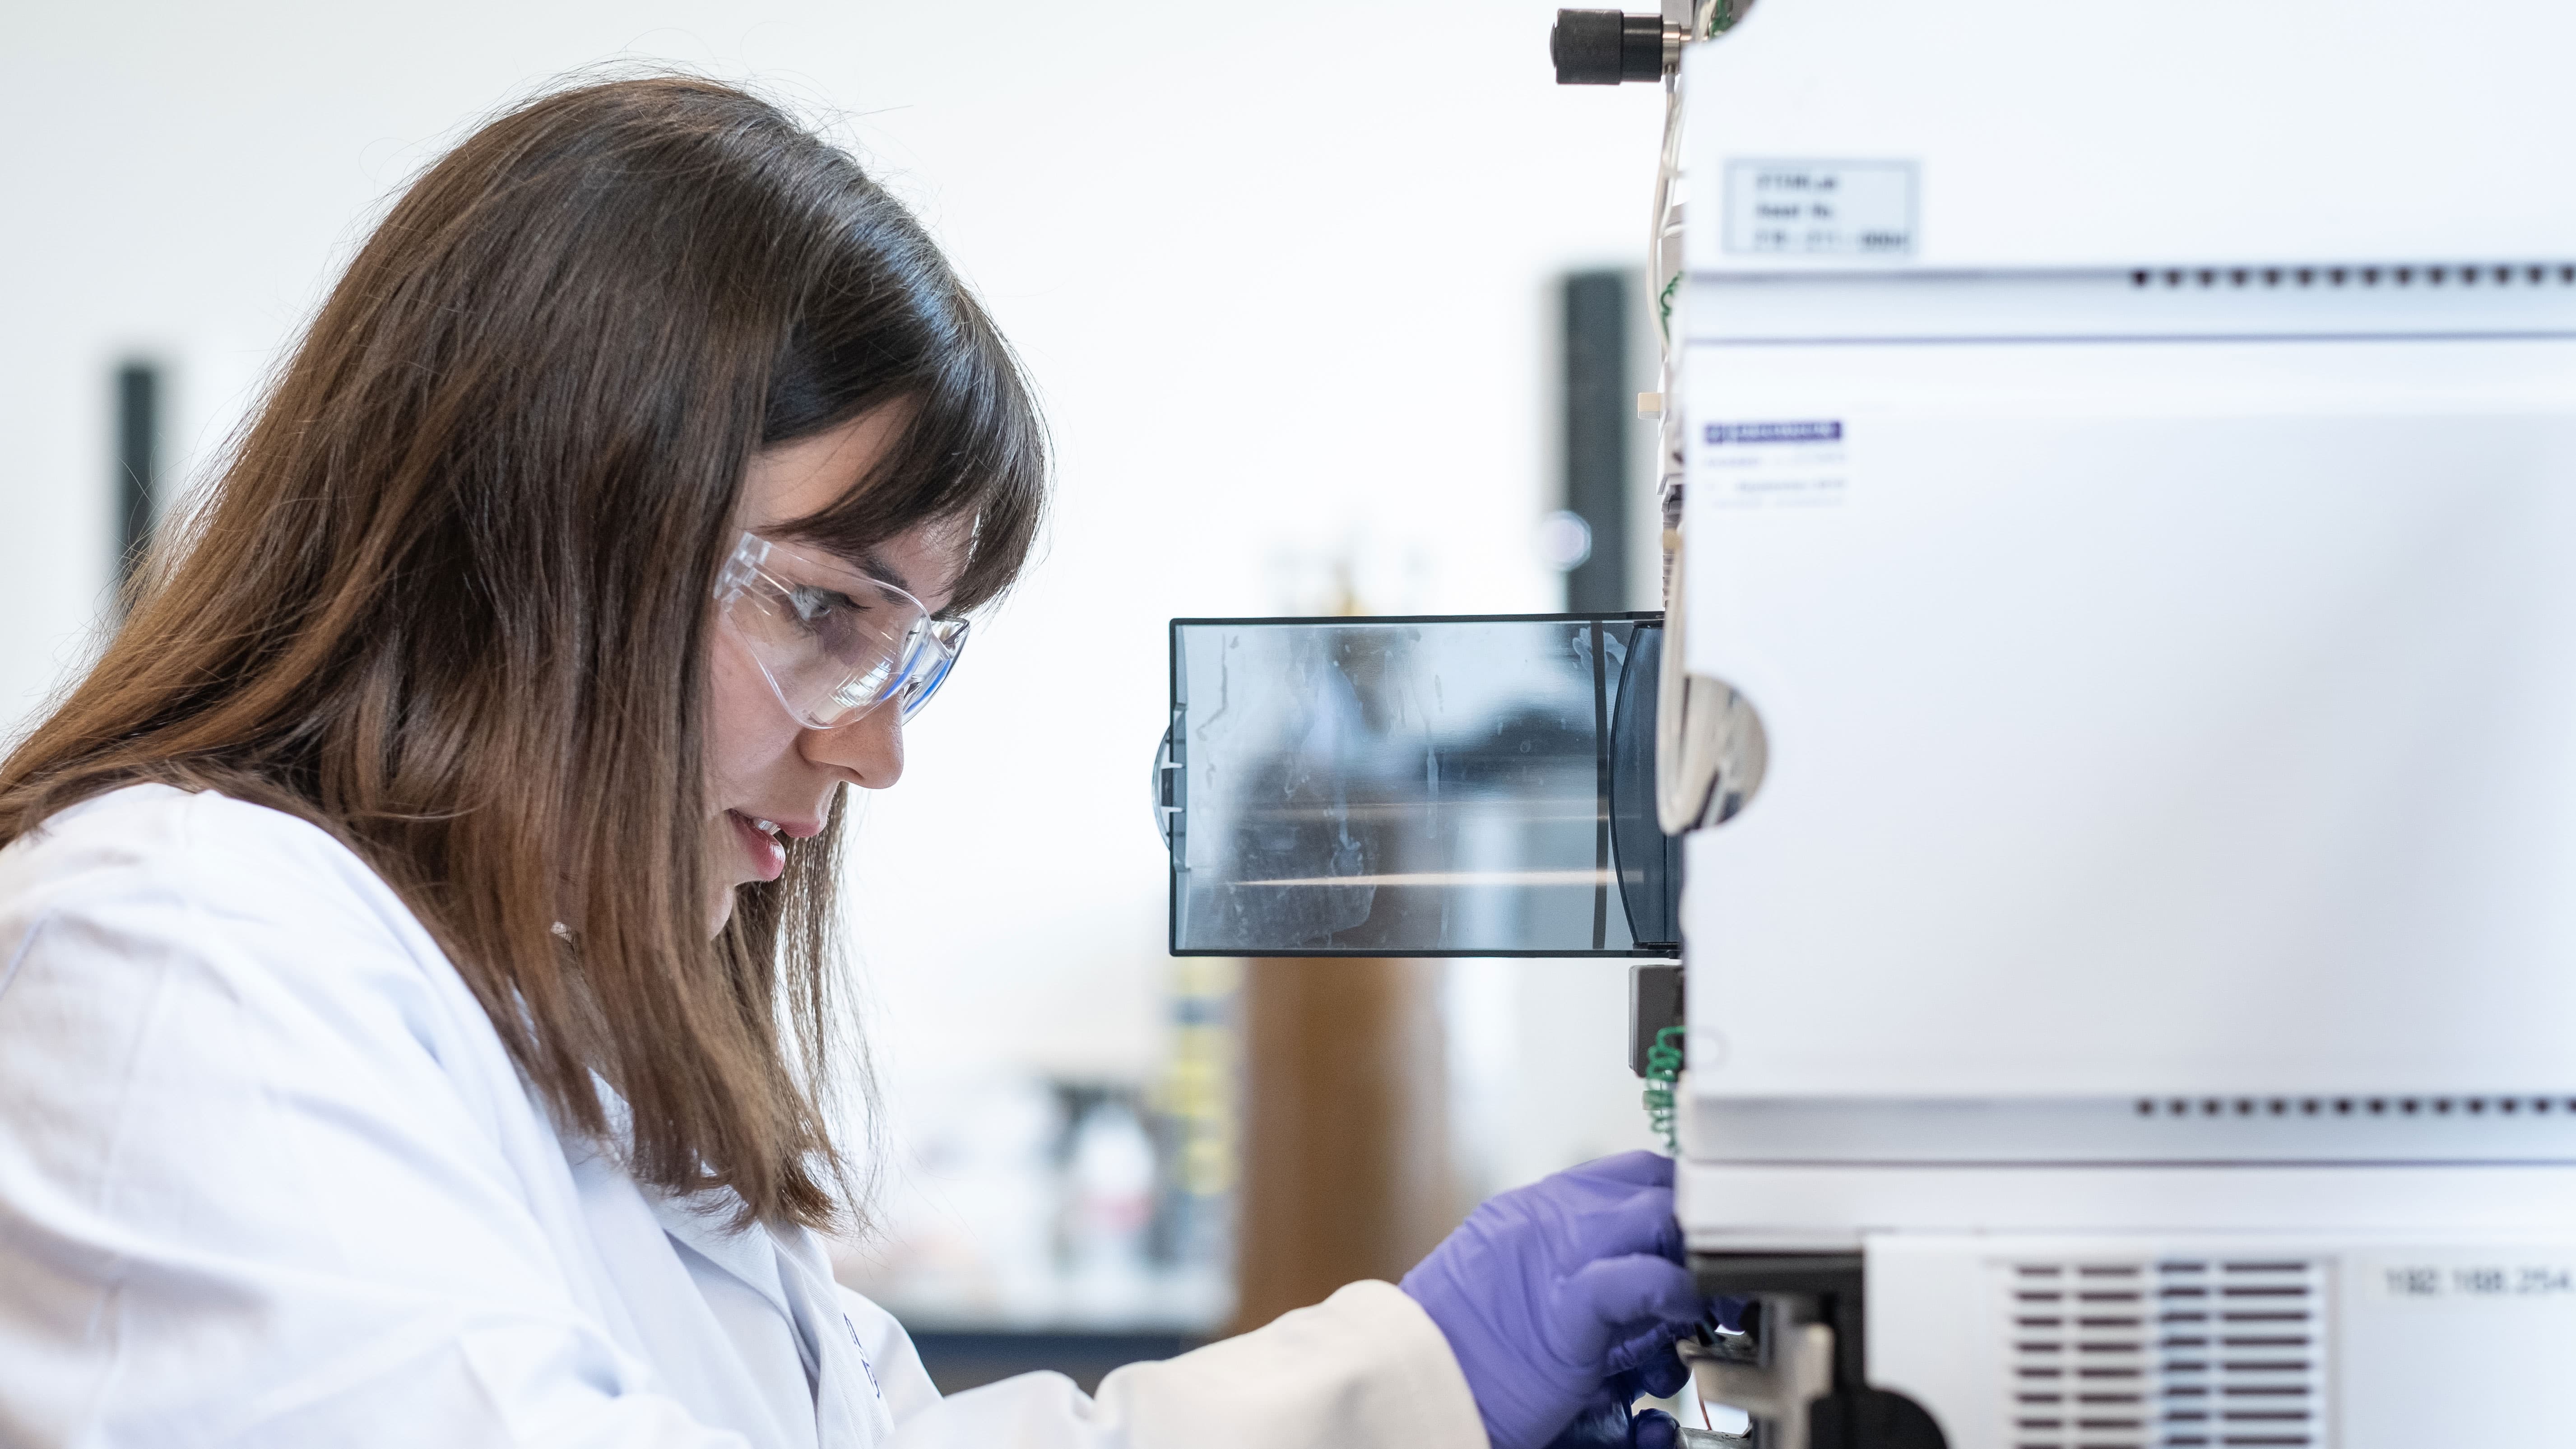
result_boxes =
[785,585,860,628]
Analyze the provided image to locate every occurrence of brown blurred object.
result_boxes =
[1227,956,1458,1336]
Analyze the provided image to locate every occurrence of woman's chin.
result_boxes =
[707,886,738,938]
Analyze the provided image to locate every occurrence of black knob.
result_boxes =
[1552,9,1667,85]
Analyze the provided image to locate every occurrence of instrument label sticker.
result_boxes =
[1723,159,1917,257]
[1697,418,1848,509]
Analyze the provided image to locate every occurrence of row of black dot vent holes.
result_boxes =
[2131,263,2576,289]
[2135,1096,2571,1117]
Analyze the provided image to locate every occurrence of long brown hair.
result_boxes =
[0,76,1046,1229]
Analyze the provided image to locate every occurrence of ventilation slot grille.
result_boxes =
[2005,1259,2327,1449]
[2129,262,2576,289]
[2134,1093,2572,1118]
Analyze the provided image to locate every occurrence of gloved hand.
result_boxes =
[1543,1319,1713,1448]
[1550,1300,1752,1447]
[1399,1151,1706,1449]
[1548,1403,1682,1449]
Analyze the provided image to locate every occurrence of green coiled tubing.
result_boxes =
[1642,1025,1684,1155]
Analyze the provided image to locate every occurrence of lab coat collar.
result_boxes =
[649,1189,799,1327]
[646,1187,894,1445]
[775,1225,898,1443]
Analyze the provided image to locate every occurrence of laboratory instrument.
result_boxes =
[1620,0,2576,1444]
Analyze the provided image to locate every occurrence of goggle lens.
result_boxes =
[715,532,967,730]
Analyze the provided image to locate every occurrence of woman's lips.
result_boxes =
[728,809,787,883]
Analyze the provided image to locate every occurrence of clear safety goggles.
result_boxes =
[714,530,969,729]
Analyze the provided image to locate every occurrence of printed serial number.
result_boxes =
[2382,1265,2576,1298]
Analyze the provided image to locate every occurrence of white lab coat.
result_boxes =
[0,784,1484,1449]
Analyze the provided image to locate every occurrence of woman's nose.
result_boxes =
[803,704,904,789]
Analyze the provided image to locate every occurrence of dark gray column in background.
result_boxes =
[115,361,161,584]
[1560,271,1633,614]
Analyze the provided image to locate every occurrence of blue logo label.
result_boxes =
[1704,420,1842,445]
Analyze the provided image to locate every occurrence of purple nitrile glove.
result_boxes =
[1400,1151,1704,1449]
[1541,1319,1705,1447]
[1549,1403,1682,1449]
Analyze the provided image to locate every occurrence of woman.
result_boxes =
[0,78,1703,1449]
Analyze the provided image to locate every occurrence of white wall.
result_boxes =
[0,0,1671,1226]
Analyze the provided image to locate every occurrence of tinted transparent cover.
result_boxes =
[1165,614,1666,956]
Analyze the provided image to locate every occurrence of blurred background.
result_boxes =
[2,0,1672,1392]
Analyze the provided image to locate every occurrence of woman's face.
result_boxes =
[704,407,966,932]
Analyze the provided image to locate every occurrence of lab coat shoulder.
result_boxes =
[890,1282,1486,1449]
[1,782,460,1036]
[0,783,530,1152]
[0,784,734,1448]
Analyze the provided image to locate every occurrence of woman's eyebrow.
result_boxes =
[783,531,912,595]
[787,530,954,612]
[850,547,915,596]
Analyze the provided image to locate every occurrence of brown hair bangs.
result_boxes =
[754,133,1045,611]
[0,74,1047,1229]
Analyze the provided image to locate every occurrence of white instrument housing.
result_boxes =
[1669,2,2576,1441]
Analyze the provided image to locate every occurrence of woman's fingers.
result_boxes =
[1571,1184,1685,1264]
[1564,1149,1674,1189]
[1559,1254,1703,1355]
[1605,1336,1694,1398]
[1629,1408,1683,1449]
[1635,1350,1692,1402]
